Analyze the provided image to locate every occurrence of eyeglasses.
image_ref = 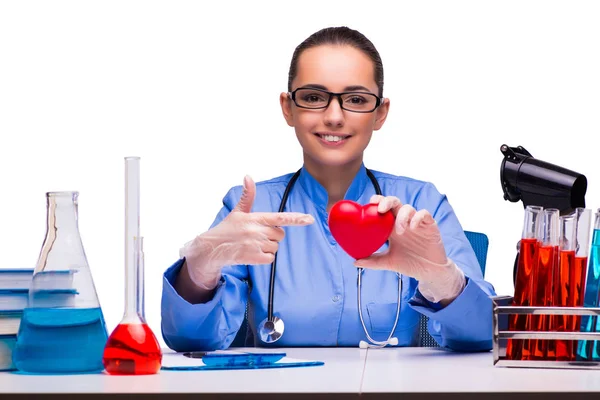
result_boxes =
[289,88,382,113]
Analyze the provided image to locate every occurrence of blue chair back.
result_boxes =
[418,230,489,347]
[464,230,488,276]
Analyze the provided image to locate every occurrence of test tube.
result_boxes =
[571,209,591,360]
[552,214,576,361]
[577,209,600,361]
[507,205,543,361]
[528,208,559,360]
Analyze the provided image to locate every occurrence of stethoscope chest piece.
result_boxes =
[258,316,285,343]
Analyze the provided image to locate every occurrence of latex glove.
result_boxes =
[354,195,466,305]
[180,175,315,290]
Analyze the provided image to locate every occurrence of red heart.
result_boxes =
[328,200,395,260]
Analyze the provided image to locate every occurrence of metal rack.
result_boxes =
[492,296,600,369]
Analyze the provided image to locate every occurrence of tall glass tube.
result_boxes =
[571,208,591,361]
[528,208,559,360]
[577,209,600,361]
[552,214,576,361]
[507,205,543,361]
[102,157,162,375]
[125,156,140,323]
[137,237,145,321]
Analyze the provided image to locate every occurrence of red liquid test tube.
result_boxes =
[553,214,576,361]
[528,208,558,360]
[507,205,543,361]
[572,209,591,333]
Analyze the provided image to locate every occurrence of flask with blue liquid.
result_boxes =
[13,191,108,373]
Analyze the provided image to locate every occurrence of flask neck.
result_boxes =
[32,191,102,309]
[123,236,145,323]
[46,192,81,235]
[36,191,86,274]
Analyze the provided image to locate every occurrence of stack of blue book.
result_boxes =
[0,269,34,371]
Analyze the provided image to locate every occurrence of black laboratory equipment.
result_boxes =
[499,144,588,284]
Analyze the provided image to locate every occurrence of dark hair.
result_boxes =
[287,26,384,97]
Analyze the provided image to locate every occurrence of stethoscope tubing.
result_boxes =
[357,268,402,346]
[267,169,302,321]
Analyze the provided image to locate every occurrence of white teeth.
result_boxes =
[321,134,344,142]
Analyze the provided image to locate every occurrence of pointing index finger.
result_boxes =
[255,212,315,227]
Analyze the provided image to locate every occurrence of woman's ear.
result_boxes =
[373,98,390,131]
[280,92,294,127]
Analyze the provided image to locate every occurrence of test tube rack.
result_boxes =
[492,296,600,370]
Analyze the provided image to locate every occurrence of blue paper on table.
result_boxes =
[161,350,324,371]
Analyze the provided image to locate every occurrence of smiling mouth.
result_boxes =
[315,133,352,143]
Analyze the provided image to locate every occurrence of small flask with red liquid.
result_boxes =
[102,157,162,375]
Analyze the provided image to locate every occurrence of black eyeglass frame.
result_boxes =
[288,87,383,113]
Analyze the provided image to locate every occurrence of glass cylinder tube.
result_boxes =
[507,205,543,361]
[552,214,576,361]
[529,208,559,360]
[571,208,591,360]
[125,156,140,323]
[573,208,591,311]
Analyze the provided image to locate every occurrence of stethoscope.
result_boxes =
[257,168,402,349]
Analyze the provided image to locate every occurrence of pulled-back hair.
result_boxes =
[287,27,384,97]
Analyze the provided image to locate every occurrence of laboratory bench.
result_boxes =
[1,347,600,399]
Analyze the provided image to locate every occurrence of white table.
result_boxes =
[0,348,365,398]
[362,347,600,398]
[1,347,600,399]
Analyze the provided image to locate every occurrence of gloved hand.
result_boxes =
[180,175,315,291]
[354,195,466,305]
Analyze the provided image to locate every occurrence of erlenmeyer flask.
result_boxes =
[102,157,161,375]
[13,192,108,373]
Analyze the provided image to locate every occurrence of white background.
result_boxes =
[1,1,599,348]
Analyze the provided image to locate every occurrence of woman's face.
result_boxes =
[281,45,390,169]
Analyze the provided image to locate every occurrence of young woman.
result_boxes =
[161,26,495,351]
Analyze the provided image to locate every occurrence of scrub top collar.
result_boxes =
[297,162,370,211]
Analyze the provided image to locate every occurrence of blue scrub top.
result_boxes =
[161,164,496,352]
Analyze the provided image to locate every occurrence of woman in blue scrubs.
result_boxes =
[161,26,496,351]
